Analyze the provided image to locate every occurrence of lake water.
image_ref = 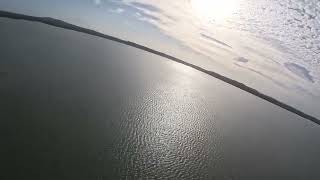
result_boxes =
[1,18,320,179]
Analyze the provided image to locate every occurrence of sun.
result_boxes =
[190,0,238,23]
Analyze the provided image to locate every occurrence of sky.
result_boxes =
[1,0,320,118]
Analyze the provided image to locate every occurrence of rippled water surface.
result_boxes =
[2,18,320,179]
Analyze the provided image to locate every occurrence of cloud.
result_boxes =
[109,8,124,14]
[234,63,288,89]
[130,2,161,12]
[136,11,161,22]
[112,0,319,95]
[119,0,238,60]
[94,0,101,5]
[201,33,232,48]
[235,57,249,63]
[284,63,314,83]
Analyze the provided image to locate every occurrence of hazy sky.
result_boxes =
[1,0,320,117]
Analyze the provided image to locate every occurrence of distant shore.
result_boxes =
[1,10,319,125]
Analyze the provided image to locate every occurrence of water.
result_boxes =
[1,18,320,179]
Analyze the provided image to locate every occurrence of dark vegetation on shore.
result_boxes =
[1,10,319,125]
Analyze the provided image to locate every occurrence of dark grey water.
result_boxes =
[1,18,320,179]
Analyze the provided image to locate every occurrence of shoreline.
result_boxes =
[1,10,319,125]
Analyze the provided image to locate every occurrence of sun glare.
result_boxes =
[191,0,238,23]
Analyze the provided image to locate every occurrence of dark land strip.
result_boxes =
[1,10,319,125]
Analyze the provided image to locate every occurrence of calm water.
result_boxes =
[1,18,320,179]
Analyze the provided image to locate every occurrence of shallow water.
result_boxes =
[1,18,320,179]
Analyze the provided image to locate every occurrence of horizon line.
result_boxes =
[1,10,319,125]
